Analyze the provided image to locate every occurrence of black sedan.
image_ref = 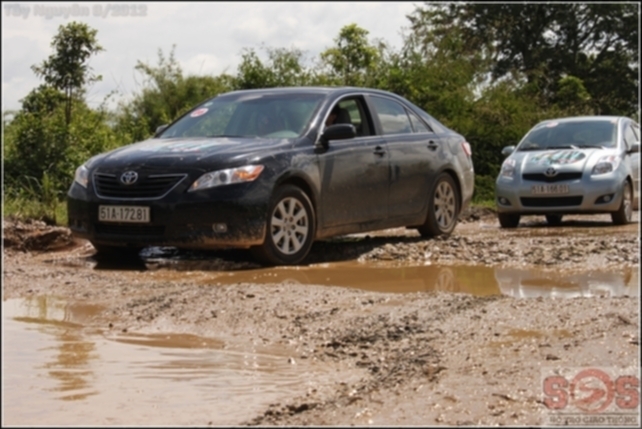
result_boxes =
[67,87,475,265]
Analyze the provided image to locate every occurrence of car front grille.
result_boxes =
[520,196,583,207]
[522,172,583,183]
[94,223,165,237]
[93,173,187,200]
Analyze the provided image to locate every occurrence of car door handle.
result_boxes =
[373,146,386,157]
[427,141,438,151]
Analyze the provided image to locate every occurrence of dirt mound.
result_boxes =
[3,218,76,251]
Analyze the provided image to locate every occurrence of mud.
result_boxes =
[2,208,640,426]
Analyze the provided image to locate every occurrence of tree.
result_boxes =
[319,24,381,86]
[31,21,104,126]
[409,2,639,116]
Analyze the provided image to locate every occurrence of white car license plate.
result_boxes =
[99,206,150,223]
[531,184,570,195]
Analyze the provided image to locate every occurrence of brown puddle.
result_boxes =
[136,261,638,299]
[2,296,352,426]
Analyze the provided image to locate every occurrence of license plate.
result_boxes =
[531,184,570,195]
[99,206,150,223]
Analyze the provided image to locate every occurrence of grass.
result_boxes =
[3,195,68,226]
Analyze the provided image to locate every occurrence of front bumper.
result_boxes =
[495,173,625,215]
[67,181,269,250]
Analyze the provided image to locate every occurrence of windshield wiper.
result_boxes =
[206,134,244,138]
[518,146,545,151]
[547,145,579,150]
[575,144,605,149]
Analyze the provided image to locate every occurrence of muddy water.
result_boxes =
[91,255,640,298]
[2,296,351,426]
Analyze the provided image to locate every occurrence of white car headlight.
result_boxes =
[189,165,265,192]
[499,158,516,179]
[591,155,620,176]
[74,165,90,188]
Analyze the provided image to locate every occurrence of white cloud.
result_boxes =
[1,1,418,112]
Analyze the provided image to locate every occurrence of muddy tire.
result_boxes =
[416,173,460,238]
[498,213,520,228]
[251,185,315,266]
[545,214,563,226]
[611,180,633,225]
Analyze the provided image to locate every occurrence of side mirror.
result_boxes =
[316,124,357,150]
[628,141,640,154]
[501,145,516,157]
[154,124,169,137]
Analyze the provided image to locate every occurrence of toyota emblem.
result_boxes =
[544,167,558,177]
[120,171,138,185]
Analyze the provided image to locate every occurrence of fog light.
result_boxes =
[213,223,227,233]
[595,194,614,204]
[498,197,511,206]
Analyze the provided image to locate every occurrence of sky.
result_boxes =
[1,1,419,113]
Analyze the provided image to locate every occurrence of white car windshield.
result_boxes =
[518,120,617,151]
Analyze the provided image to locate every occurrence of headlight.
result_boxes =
[499,158,516,179]
[189,165,265,192]
[591,155,620,175]
[74,165,89,188]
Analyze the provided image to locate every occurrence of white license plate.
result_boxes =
[98,206,150,223]
[531,184,570,195]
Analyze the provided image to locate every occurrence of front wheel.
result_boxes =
[91,243,142,261]
[251,185,315,266]
[416,173,460,237]
[545,214,563,226]
[612,180,633,225]
[498,213,520,228]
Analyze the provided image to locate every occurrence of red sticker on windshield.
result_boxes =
[190,108,208,118]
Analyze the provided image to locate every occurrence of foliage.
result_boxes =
[114,46,234,142]
[234,46,313,89]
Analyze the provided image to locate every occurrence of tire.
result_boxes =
[545,214,563,226]
[416,173,460,238]
[611,180,633,225]
[92,243,142,260]
[251,185,315,265]
[498,213,520,228]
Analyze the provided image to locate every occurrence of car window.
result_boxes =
[407,110,431,133]
[369,96,413,135]
[519,120,617,150]
[333,98,373,137]
[631,123,640,140]
[623,123,638,150]
[159,93,325,139]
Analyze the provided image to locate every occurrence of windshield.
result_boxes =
[518,120,617,151]
[159,92,325,139]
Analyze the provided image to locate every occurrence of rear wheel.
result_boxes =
[545,214,563,226]
[498,213,520,228]
[251,185,315,265]
[612,180,633,225]
[416,173,460,238]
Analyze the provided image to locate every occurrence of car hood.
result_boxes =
[512,147,617,173]
[92,137,293,169]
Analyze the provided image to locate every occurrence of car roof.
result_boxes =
[221,86,403,98]
[541,116,624,123]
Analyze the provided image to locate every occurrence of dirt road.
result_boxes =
[2,210,640,426]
